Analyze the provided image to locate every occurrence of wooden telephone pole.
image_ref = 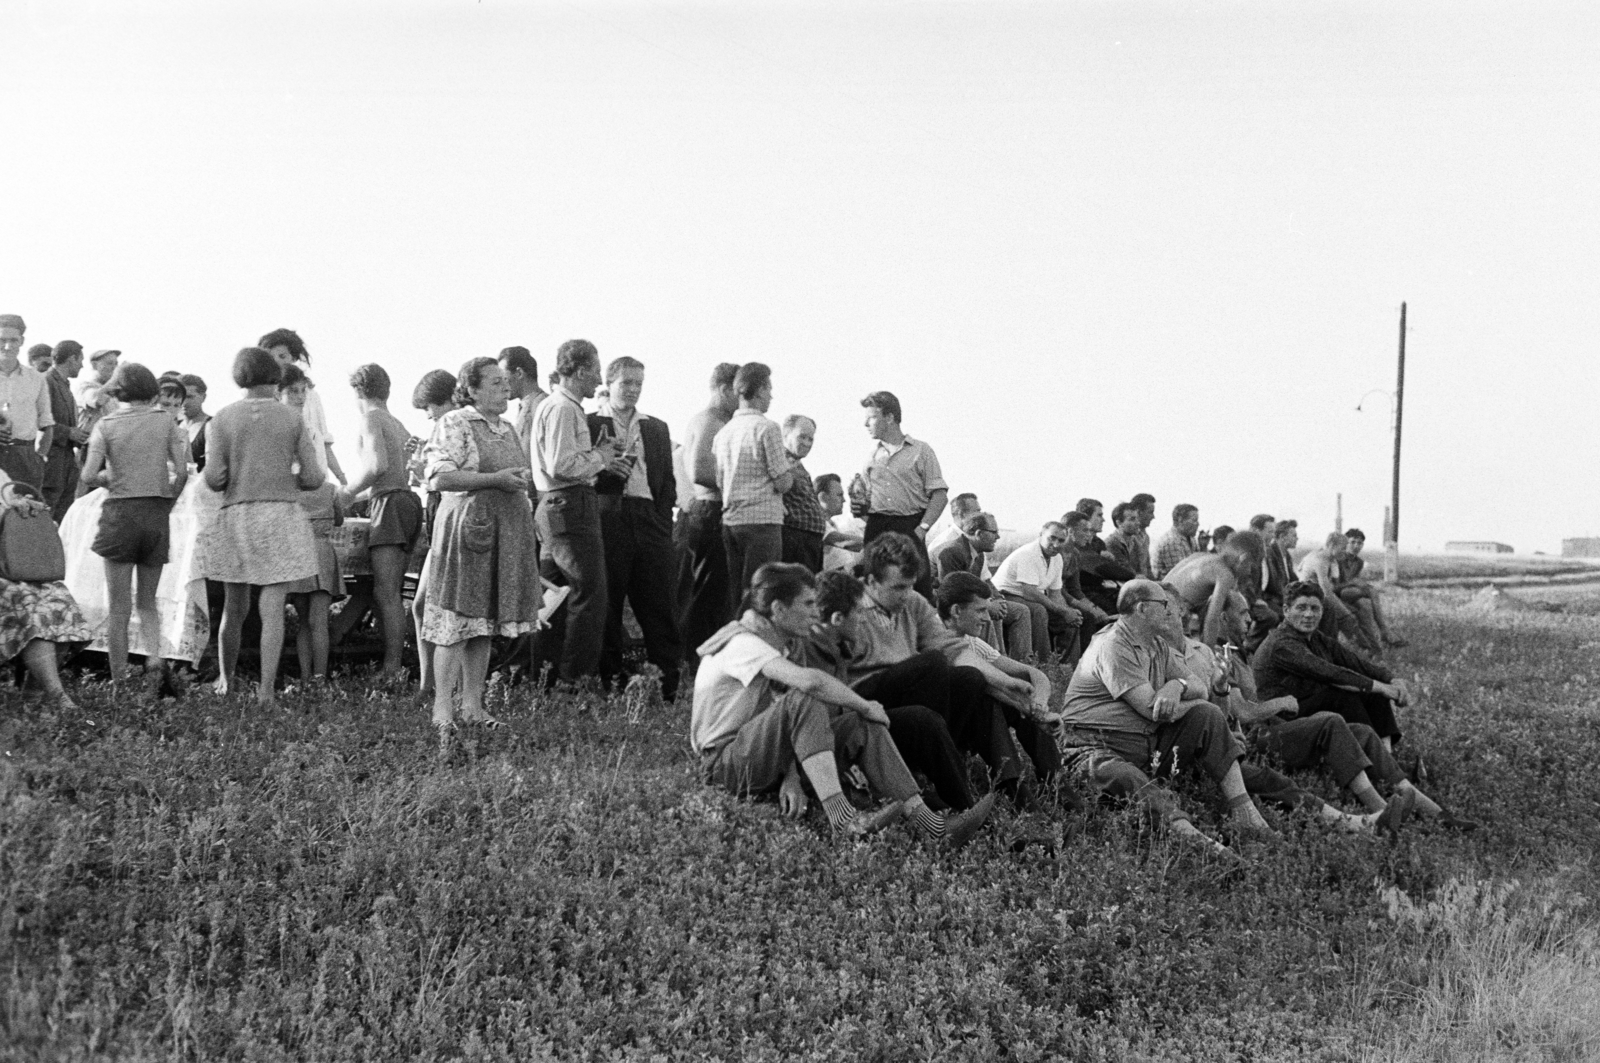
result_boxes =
[1384,303,1407,582]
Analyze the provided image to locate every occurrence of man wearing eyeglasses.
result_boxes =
[1058,579,1275,855]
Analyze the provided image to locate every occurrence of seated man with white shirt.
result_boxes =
[991,518,1110,663]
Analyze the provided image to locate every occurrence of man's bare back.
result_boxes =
[363,407,412,496]
[1166,552,1240,644]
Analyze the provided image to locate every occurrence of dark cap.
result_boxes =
[89,348,121,363]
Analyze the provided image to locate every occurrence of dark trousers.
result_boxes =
[885,704,972,810]
[41,446,78,523]
[1063,703,1242,825]
[1296,684,1402,743]
[598,496,684,698]
[722,523,783,613]
[853,651,1024,792]
[1254,711,1405,788]
[533,486,607,682]
[863,513,934,600]
[0,443,45,491]
[781,526,824,574]
[1240,763,1323,812]
[676,499,729,658]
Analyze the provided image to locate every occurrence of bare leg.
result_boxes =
[308,591,332,678]
[1347,770,1388,813]
[292,595,313,680]
[103,559,136,679]
[133,562,166,675]
[456,636,494,721]
[432,640,464,727]
[20,639,74,706]
[216,583,251,694]
[412,571,436,701]
[368,545,409,679]
[256,583,292,705]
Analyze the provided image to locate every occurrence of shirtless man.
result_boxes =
[338,364,424,679]
[1164,530,1263,646]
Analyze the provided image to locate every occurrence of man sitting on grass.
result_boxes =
[1296,532,1382,655]
[1338,528,1406,649]
[1165,530,1263,647]
[1154,583,1421,835]
[1058,579,1275,855]
[937,571,1060,727]
[690,562,995,848]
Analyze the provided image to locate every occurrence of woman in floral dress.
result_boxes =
[420,357,540,736]
[0,471,93,707]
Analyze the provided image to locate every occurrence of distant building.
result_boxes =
[1562,538,1600,559]
[1445,541,1513,554]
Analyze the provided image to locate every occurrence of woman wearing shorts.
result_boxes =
[80,362,189,691]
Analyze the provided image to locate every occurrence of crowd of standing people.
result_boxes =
[0,313,1475,855]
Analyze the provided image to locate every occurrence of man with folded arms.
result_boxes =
[692,562,993,848]
[1073,497,1137,616]
[1058,579,1275,854]
[1104,503,1149,579]
[778,414,827,573]
[857,390,947,601]
[713,362,793,610]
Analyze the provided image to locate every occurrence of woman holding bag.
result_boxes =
[418,357,539,740]
[0,470,92,707]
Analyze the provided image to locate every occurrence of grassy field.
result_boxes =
[5,591,1600,1061]
[1392,553,1600,583]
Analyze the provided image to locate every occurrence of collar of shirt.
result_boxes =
[873,436,909,459]
[598,400,650,425]
[459,405,513,434]
[553,384,586,407]
[0,360,24,378]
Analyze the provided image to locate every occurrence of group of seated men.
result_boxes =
[689,494,1472,854]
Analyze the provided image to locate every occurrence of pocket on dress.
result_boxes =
[463,516,495,553]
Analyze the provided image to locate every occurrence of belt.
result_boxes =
[2,440,36,447]
[542,483,596,494]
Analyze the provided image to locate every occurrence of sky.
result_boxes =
[4,0,1597,553]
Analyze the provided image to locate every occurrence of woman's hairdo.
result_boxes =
[232,347,282,389]
[277,363,308,390]
[746,562,815,616]
[105,362,159,404]
[453,357,499,408]
[257,327,308,365]
[349,363,391,401]
[412,369,457,410]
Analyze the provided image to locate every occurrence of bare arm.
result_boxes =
[341,411,390,499]
[1200,570,1238,645]
[758,655,889,725]
[168,424,189,495]
[80,428,108,489]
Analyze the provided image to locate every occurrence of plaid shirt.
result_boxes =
[781,454,827,534]
[712,408,790,526]
[1151,528,1196,580]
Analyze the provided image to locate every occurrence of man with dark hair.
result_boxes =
[938,570,1060,729]
[677,362,741,658]
[0,313,53,490]
[814,472,865,573]
[1165,530,1264,646]
[1074,497,1136,615]
[1338,529,1406,648]
[1152,503,1200,580]
[1130,492,1157,577]
[778,414,827,573]
[336,362,422,680]
[178,373,210,470]
[856,390,947,601]
[934,510,1034,660]
[1104,503,1147,578]
[1296,531,1381,654]
[498,345,546,470]
[1058,579,1274,854]
[587,355,683,700]
[532,339,630,682]
[812,532,1055,810]
[27,343,53,373]
[42,340,88,520]
[713,363,792,609]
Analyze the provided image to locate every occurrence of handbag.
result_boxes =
[0,483,68,582]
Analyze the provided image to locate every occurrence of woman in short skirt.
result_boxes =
[201,347,325,704]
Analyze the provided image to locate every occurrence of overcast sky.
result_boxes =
[5,1,1596,552]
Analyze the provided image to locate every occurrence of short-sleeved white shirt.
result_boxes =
[689,631,782,753]
[992,541,1063,596]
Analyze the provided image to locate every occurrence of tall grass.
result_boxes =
[4,589,1600,1059]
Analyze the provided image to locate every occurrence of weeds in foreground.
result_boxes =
[3,591,1600,1060]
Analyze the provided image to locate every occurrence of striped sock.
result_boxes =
[905,796,945,839]
[821,794,858,831]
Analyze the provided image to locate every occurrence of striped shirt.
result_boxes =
[780,454,827,534]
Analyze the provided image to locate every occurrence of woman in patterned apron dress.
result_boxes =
[419,357,539,739]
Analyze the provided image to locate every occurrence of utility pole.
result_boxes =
[1335,493,1343,534]
[1384,302,1407,583]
